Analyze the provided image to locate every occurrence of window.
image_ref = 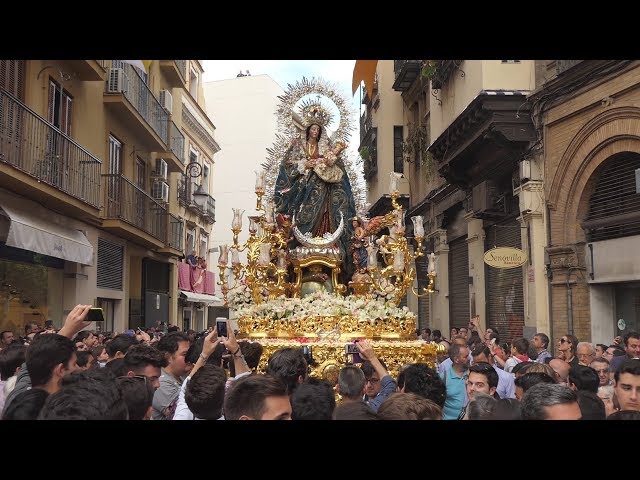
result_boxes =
[96,298,116,332]
[200,232,208,258]
[48,79,73,134]
[186,227,196,255]
[108,135,122,175]
[394,126,404,174]
[97,238,124,290]
[189,67,199,98]
[202,163,210,193]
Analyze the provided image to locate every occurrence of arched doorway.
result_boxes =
[584,152,640,339]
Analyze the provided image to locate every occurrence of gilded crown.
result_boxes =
[299,98,333,129]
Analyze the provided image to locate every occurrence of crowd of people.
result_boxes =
[0,306,638,420]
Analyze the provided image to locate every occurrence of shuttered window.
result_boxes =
[415,251,430,328]
[485,219,524,343]
[448,236,469,329]
[97,238,124,290]
[0,60,25,99]
[584,153,640,242]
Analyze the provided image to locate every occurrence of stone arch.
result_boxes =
[548,106,640,245]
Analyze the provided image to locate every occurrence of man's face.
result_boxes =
[459,327,468,338]
[132,365,162,390]
[466,371,493,401]
[625,337,640,358]
[595,345,605,358]
[258,395,292,420]
[604,348,616,362]
[533,336,544,350]
[83,333,98,348]
[1,331,14,345]
[590,361,611,386]
[577,344,595,366]
[473,353,491,365]
[614,372,640,411]
[543,402,582,420]
[364,373,381,398]
[169,340,192,377]
[456,347,470,367]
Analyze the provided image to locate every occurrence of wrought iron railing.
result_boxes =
[170,120,185,164]
[0,88,102,207]
[168,213,184,250]
[97,60,108,70]
[102,174,167,242]
[204,195,215,221]
[556,60,583,75]
[108,61,169,146]
[178,175,191,206]
[175,60,187,81]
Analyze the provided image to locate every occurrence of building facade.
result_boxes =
[534,60,640,345]
[0,59,219,335]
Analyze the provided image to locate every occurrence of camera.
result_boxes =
[301,345,315,365]
[345,341,363,364]
[87,307,104,322]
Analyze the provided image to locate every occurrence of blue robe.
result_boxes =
[274,141,357,282]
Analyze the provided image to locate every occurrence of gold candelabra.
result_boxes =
[217,172,292,306]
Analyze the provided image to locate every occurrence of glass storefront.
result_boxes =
[0,244,64,335]
[615,282,640,336]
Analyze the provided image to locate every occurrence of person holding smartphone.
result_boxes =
[356,340,397,413]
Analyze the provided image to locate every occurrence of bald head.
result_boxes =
[549,359,571,384]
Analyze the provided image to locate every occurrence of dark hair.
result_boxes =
[596,343,608,352]
[469,362,499,390]
[576,390,606,420]
[2,388,49,420]
[104,358,128,377]
[115,376,155,420]
[73,331,94,344]
[333,400,377,420]
[491,398,522,420]
[305,123,323,142]
[512,338,530,355]
[105,334,138,357]
[471,344,491,359]
[291,378,336,420]
[432,329,442,339]
[377,392,442,420]
[512,361,535,376]
[185,364,227,420]
[614,358,640,383]
[607,409,640,420]
[26,333,76,387]
[239,341,263,370]
[266,347,307,395]
[0,344,26,380]
[360,359,387,379]
[76,350,94,368]
[568,365,599,393]
[224,374,289,420]
[515,372,556,393]
[157,332,191,355]
[124,344,167,373]
[396,363,446,407]
[521,383,578,420]
[623,331,640,347]
[535,333,550,349]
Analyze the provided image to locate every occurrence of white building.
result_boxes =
[203,74,283,266]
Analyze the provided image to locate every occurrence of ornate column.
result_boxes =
[428,228,449,336]
[465,212,486,330]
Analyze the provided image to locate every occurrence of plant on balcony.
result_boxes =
[403,124,435,181]
[420,60,439,80]
[359,146,372,161]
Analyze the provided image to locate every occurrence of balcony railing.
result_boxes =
[109,61,169,146]
[102,173,167,242]
[203,195,215,222]
[168,213,184,250]
[178,175,191,206]
[392,60,421,92]
[170,120,185,164]
[175,60,187,81]
[0,88,101,207]
[556,60,583,76]
[97,60,108,70]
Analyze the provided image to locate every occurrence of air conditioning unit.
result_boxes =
[152,158,168,181]
[159,89,173,114]
[152,181,170,203]
[472,180,499,213]
[107,68,127,93]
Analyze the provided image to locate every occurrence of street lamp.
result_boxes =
[185,160,208,209]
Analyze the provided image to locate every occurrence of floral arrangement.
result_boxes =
[232,291,416,323]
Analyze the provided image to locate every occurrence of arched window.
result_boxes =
[583,152,640,241]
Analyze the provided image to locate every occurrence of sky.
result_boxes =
[201,60,362,153]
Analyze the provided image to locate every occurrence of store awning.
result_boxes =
[352,60,378,95]
[0,190,93,265]
[180,290,224,306]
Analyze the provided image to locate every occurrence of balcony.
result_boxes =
[392,60,422,92]
[177,262,216,295]
[101,174,167,248]
[556,60,583,76]
[160,60,187,88]
[155,120,185,173]
[359,111,373,144]
[202,195,216,223]
[159,213,184,256]
[178,175,215,221]
[65,60,107,81]
[104,61,170,153]
[0,87,101,219]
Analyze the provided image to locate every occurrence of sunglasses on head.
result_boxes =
[560,338,570,344]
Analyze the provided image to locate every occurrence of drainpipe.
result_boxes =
[545,204,554,344]
[566,276,573,336]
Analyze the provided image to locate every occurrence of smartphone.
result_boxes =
[87,307,104,322]
[216,318,228,338]
[345,342,362,364]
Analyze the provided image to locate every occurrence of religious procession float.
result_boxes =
[216,78,443,382]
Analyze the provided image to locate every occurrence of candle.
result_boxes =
[248,216,260,235]
[428,252,436,275]
[255,169,266,193]
[258,244,271,266]
[232,208,244,230]
[277,250,287,269]
[218,244,229,266]
[366,244,379,269]
[389,172,402,194]
[393,250,405,273]
[231,247,240,265]
[411,215,425,238]
[265,200,274,223]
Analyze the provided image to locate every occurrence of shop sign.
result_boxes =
[483,247,527,269]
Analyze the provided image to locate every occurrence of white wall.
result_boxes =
[203,75,283,258]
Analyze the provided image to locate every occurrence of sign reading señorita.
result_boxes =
[483,247,527,269]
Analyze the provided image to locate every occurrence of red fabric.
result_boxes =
[204,271,215,295]
[191,267,205,293]
[178,262,191,291]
